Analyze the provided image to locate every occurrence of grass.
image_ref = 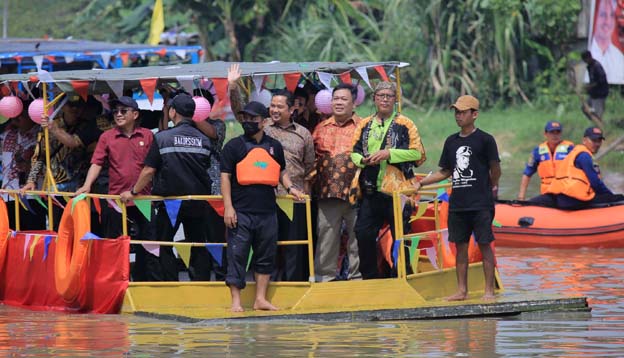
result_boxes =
[224,94,624,199]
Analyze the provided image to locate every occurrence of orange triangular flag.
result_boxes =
[374,66,389,81]
[283,73,301,93]
[155,48,167,57]
[45,55,57,64]
[92,197,102,223]
[119,52,130,66]
[211,78,228,103]
[71,81,90,101]
[140,78,158,104]
[339,71,351,84]
[13,55,22,64]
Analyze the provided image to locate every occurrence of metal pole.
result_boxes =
[395,67,402,113]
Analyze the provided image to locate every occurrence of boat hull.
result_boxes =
[493,202,624,248]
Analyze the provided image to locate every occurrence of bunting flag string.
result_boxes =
[23,234,32,259]
[284,73,302,93]
[50,195,65,209]
[70,80,90,101]
[29,235,42,261]
[400,194,409,211]
[391,239,401,269]
[174,243,191,268]
[18,195,35,213]
[175,75,195,93]
[492,219,502,228]
[100,52,112,69]
[206,199,224,217]
[80,232,101,241]
[139,78,158,105]
[164,199,182,228]
[45,55,57,64]
[42,235,53,261]
[119,52,130,66]
[92,197,102,223]
[246,247,254,271]
[71,193,87,213]
[252,75,265,93]
[409,236,421,266]
[339,71,352,84]
[211,78,228,104]
[33,195,47,210]
[205,244,223,266]
[409,202,429,223]
[134,199,152,222]
[16,196,28,211]
[425,247,439,270]
[106,80,124,99]
[106,198,122,213]
[276,198,294,221]
[33,55,44,71]
[64,54,75,64]
[174,49,187,60]
[317,72,334,89]
[374,65,389,81]
[355,66,372,89]
[142,243,160,257]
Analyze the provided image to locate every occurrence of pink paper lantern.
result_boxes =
[28,98,53,124]
[355,84,366,106]
[0,96,24,118]
[314,89,333,115]
[192,96,212,122]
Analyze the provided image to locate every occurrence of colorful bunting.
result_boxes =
[45,55,57,64]
[409,236,421,266]
[134,199,152,222]
[164,199,182,228]
[142,243,160,257]
[409,202,429,223]
[23,234,32,259]
[205,244,223,266]
[71,193,87,213]
[175,75,195,93]
[106,198,122,213]
[400,194,409,211]
[206,199,224,217]
[80,232,101,241]
[283,73,302,93]
[252,75,265,93]
[36,70,54,83]
[92,197,101,223]
[106,80,124,99]
[175,243,191,268]
[18,195,35,213]
[100,52,112,68]
[139,78,158,105]
[317,72,334,89]
[42,235,53,261]
[355,66,372,88]
[155,48,168,57]
[339,71,351,84]
[33,55,44,71]
[212,78,228,104]
[391,239,401,268]
[50,195,65,209]
[64,54,75,64]
[71,81,90,101]
[492,219,502,228]
[119,52,130,66]
[425,247,439,270]
[174,49,187,59]
[374,65,389,81]
[276,197,293,221]
[246,247,254,271]
[29,235,41,261]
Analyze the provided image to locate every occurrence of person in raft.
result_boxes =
[220,101,304,312]
[414,95,500,301]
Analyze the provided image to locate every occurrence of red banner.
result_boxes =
[0,231,129,313]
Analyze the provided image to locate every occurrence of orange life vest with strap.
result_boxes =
[545,144,595,201]
[236,139,281,186]
[536,140,574,194]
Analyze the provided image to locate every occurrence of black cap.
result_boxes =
[583,126,605,140]
[238,101,268,119]
[168,93,195,117]
[109,96,139,110]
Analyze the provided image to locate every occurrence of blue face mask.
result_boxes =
[242,121,261,136]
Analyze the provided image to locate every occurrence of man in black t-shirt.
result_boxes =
[581,51,609,124]
[220,101,304,313]
[414,95,501,301]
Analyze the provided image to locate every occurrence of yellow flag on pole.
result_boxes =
[147,0,165,45]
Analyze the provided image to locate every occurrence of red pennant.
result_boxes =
[211,78,228,103]
[339,71,352,84]
[374,65,389,81]
[206,199,225,217]
[71,81,89,101]
[45,55,57,64]
[9,82,19,94]
[13,55,22,64]
[92,197,102,223]
[139,78,158,104]
[198,49,204,58]
[119,52,130,66]
[283,73,301,93]
[1,86,10,96]
[155,48,167,57]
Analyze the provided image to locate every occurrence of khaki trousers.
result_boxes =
[315,198,360,282]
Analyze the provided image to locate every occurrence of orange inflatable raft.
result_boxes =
[493,200,624,249]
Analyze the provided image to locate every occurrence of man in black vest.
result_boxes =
[121,93,214,281]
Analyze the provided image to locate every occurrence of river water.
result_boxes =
[1,247,623,356]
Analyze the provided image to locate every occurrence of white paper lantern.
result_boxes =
[192,96,212,122]
[314,89,333,115]
[0,96,24,118]
[28,98,53,124]
[250,89,272,107]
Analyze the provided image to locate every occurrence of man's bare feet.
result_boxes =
[231,304,244,313]
[482,292,496,301]
[445,291,467,301]
[253,299,278,311]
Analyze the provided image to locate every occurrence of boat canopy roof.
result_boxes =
[0,61,408,96]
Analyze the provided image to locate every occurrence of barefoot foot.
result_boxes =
[482,292,496,301]
[445,291,467,301]
[253,299,278,311]
[230,304,244,313]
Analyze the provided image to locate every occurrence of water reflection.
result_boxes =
[1,247,623,356]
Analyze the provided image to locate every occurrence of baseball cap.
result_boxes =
[238,101,268,119]
[109,96,139,110]
[450,95,479,111]
[544,120,562,132]
[168,93,195,117]
[583,126,605,140]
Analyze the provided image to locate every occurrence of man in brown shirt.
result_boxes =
[264,89,315,282]
[312,83,361,282]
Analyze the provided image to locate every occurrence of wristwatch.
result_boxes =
[286,186,293,194]
[130,187,139,196]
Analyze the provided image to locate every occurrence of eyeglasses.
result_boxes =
[113,108,133,115]
[375,93,396,100]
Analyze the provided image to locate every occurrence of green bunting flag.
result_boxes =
[409,202,429,223]
[71,193,87,213]
[134,200,152,221]
[33,195,48,210]
[492,219,502,228]
[409,236,421,267]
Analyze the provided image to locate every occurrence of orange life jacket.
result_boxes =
[545,145,595,201]
[236,146,280,186]
[536,140,574,193]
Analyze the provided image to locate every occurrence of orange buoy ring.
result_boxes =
[0,198,9,273]
[55,198,91,302]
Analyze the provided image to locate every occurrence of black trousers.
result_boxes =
[354,192,413,279]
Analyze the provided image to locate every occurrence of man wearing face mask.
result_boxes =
[220,101,303,312]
